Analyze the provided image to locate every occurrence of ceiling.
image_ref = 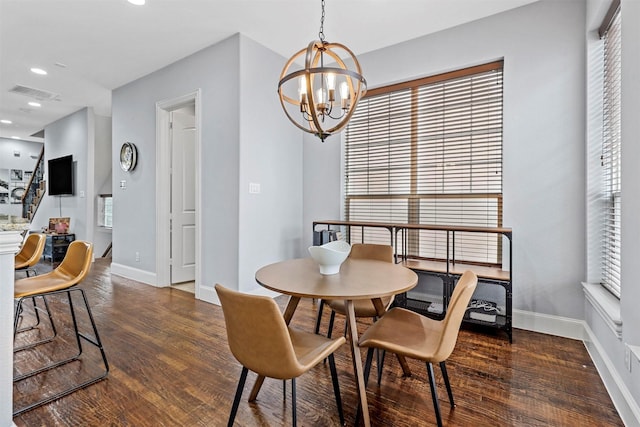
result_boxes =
[0,0,537,142]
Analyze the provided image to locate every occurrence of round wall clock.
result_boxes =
[119,142,138,171]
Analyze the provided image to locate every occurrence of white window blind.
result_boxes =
[345,61,503,266]
[601,4,622,298]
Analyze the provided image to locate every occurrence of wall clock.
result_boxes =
[119,142,138,172]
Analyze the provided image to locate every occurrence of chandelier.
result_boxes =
[277,0,367,142]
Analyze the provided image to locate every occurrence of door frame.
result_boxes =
[155,90,202,297]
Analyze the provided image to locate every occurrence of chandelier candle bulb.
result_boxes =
[299,77,307,97]
[340,81,350,109]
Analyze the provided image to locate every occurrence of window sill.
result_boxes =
[582,282,622,338]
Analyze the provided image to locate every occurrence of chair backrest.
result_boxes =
[55,240,93,284]
[349,243,393,263]
[432,270,478,362]
[15,233,46,268]
[215,284,304,379]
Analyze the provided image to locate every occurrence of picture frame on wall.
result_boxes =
[0,169,9,191]
[11,185,25,204]
[10,169,23,181]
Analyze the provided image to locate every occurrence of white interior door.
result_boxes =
[170,106,196,284]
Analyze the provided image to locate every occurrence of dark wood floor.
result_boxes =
[12,259,623,426]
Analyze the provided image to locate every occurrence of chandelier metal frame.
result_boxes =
[277,0,366,142]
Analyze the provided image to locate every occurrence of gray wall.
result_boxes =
[619,0,640,353]
[0,138,43,217]
[93,115,112,257]
[34,108,94,242]
[237,35,303,293]
[112,33,302,296]
[112,34,241,290]
[304,0,587,319]
[584,0,640,420]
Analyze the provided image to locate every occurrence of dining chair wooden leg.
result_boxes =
[291,377,297,427]
[328,353,345,425]
[426,362,443,427]
[228,367,248,427]
[440,361,455,407]
[355,348,375,427]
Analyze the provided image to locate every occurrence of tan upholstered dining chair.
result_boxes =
[358,270,478,427]
[13,240,109,416]
[14,233,46,277]
[314,243,395,337]
[215,284,346,427]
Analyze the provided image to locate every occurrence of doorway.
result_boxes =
[155,91,201,297]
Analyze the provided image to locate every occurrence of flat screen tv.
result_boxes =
[48,155,74,196]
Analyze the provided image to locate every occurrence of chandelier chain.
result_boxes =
[318,0,326,42]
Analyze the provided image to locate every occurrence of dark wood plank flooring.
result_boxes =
[12,259,623,426]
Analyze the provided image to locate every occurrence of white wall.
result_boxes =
[304,0,588,320]
[93,115,112,257]
[584,0,640,423]
[619,0,640,360]
[237,36,303,293]
[33,108,93,241]
[0,137,43,217]
[112,35,241,290]
[302,132,341,249]
[112,33,301,298]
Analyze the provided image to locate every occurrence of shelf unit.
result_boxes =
[313,220,513,342]
[43,233,75,264]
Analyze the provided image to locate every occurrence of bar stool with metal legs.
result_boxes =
[14,233,46,277]
[13,240,109,416]
[14,233,51,340]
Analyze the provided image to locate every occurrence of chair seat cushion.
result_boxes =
[289,328,346,372]
[14,258,31,270]
[327,296,393,318]
[14,270,80,298]
[358,307,445,362]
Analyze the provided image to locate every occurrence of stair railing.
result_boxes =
[21,147,45,220]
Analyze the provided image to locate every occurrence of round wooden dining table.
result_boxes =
[253,257,418,427]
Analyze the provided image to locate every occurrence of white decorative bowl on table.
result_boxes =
[308,240,352,275]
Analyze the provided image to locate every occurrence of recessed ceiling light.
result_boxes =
[28,101,41,107]
[127,0,145,5]
[30,67,48,75]
[11,136,20,139]
[0,119,12,124]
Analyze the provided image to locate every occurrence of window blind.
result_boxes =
[601,6,622,298]
[345,61,503,265]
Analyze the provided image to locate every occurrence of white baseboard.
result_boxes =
[515,309,640,426]
[110,262,158,286]
[583,323,640,427]
[513,308,585,340]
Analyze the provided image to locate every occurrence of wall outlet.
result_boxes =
[249,182,261,194]
[135,251,140,262]
[624,344,632,372]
